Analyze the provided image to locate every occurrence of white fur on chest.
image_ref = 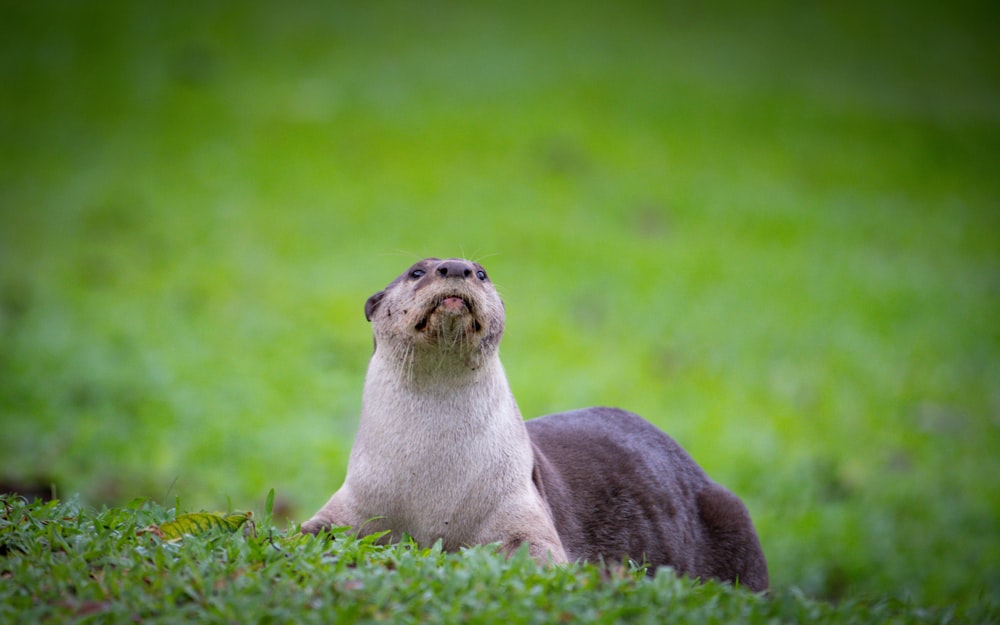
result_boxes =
[344,354,533,547]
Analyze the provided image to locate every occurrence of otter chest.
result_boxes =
[347,391,532,546]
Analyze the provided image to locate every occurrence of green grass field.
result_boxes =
[6,494,997,625]
[2,0,998,617]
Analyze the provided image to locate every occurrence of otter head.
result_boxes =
[364,258,505,372]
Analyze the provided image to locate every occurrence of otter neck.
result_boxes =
[355,348,523,447]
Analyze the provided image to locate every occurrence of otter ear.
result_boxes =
[364,290,386,322]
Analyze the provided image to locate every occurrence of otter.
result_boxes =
[301,257,768,591]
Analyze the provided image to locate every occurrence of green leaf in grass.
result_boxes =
[138,511,254,541]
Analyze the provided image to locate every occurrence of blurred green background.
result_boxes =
[1,0,998,611]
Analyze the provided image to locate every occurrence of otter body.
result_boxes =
[302,258,768,591]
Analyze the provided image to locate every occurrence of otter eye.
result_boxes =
[410,269,426,279]
[476,270,488,281]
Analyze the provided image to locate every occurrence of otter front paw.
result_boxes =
[300,518,331,535]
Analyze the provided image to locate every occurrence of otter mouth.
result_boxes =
[414,294,482,333]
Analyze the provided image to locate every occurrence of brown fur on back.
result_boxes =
[527,407,768,591]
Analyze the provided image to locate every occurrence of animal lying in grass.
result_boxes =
[302,257,769,591]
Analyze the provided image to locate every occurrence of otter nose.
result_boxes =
[436,259,474,279]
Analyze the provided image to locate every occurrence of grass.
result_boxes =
[3,494,995,625]
[1,0,999,619]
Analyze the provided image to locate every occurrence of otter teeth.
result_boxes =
[439,296,468,312]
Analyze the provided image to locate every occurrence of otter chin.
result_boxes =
[302,257,768,592]
[418,294,479,335]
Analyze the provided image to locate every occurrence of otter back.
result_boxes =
[527,407,768,591]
